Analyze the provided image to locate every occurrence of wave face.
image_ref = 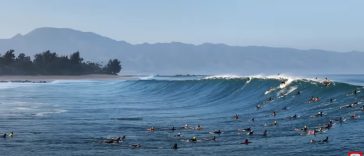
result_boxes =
[0,75,363,156]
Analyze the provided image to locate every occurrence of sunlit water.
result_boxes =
[0,75,363,156]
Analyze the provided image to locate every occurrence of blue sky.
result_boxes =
[1,0,363,52]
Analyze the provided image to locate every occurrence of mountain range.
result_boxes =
[0,27,363,75]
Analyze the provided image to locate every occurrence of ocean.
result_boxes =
[0,74,363,156]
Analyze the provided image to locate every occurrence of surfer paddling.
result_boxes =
[233,114,239,120]
[104,137,122,144]
[241,139,252,145]
[310,137,329,144]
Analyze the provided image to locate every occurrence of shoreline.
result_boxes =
[0,74,136,81]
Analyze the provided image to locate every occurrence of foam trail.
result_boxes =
[0,82,38,90]
[138,75,156,80]
[204,74,242,80]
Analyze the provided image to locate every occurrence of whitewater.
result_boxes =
[0,75,363,156]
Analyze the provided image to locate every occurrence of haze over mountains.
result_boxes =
[0,27,363,75]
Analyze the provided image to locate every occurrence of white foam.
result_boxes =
[34,109,67,117]
[204,74,244,80]
[277,86,298,97]
[203,73,330,91]
[0,82,37,90]
[205,74,310,85]
[286,86,298,95]
[246,77,252,84]
[204,73,317,82]
[50,80,98,84]
[138,75,156,80]
[0,101,67,117]
[265,87,274,95]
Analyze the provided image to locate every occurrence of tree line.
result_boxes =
[0,50,121,75]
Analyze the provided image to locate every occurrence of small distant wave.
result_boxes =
[111,117,143,121]
[50,80,99,84]
[138,75,156,80]
[204,74,242,79]
[33,109,67,117]
[0,82,39,90]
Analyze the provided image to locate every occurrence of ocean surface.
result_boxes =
[0,74,363,156]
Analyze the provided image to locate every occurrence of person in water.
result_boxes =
[211,136,216,141]
[170,126,176,131]
[302,125,308,132]
[310,136,329,144]
[272,111,277,117]
[9,132,14,137]
[317,127,324,133]
[256,104,262,110]
[290,114,298,119]
[325,120,333,129]
[147,127,155,132]
[233,114,239,120]
[315,111,324,117]
[130,144,141,148]
[341,102,358,109]
[195,124,203,130]
[251,118,255,122]
[172,143,178,149]
[242,127,252,132]
[296,91,301,95]
[2,133,6,138]
[309,96,320,103]
[351,114,359,120]
[353,89,358,95]
[307,129,316,136]
[212,130,222,134]
[273,120,278,126]
[247,130,254,136]
[190,136,197,142]
[175,132,182,137]
[105,137,121,144]
[241,139,252,145]
[263,130,268,137]
[322,136,329,143]
[339,117,344,124]
[183,124,190,129]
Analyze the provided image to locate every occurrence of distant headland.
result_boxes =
[0,49,121,75]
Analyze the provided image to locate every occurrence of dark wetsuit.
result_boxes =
[322,137,329,143]
[172,143,178,149]
[263,130,268,137]
[241,139,252,144]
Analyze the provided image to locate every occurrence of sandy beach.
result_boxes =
[0,74,136,82]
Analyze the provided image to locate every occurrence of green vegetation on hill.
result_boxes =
[0,50,121,75]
